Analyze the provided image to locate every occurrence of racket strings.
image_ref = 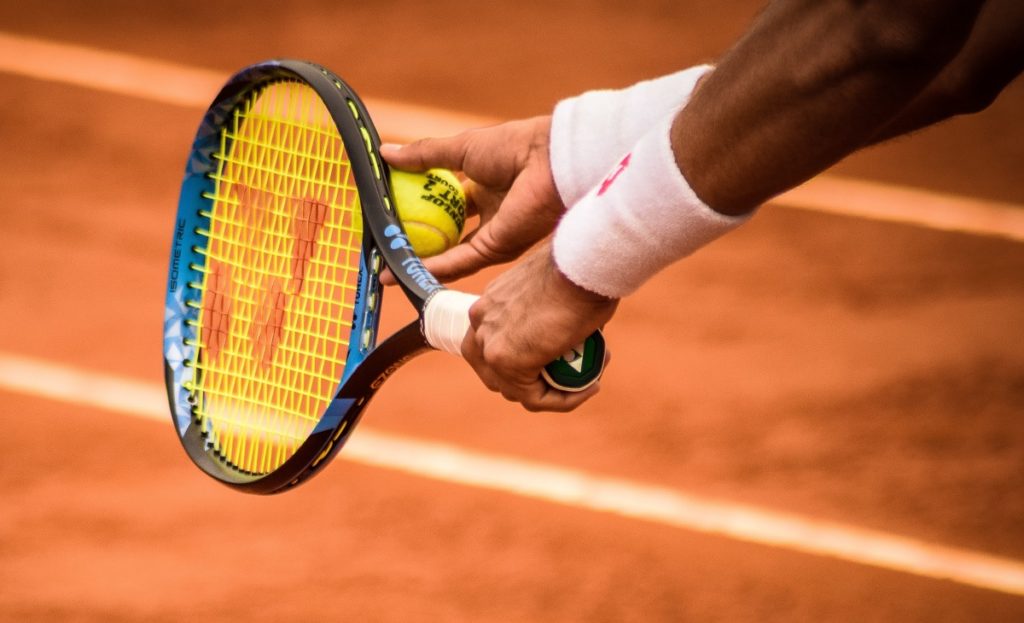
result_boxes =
[186,81,363,475]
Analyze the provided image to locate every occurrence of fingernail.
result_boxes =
[380,143,403,152]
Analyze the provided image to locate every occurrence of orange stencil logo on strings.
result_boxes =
[200,260,232,363]
[290,198,328,293]
[221,184,331,372]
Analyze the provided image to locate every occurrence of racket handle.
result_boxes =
[423,290,606,392]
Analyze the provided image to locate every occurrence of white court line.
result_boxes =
[1,30,1023,242]
[3,351,1024,597]
[780,177,1024,242]
[3,29,1024,595]
[0,32,497,145]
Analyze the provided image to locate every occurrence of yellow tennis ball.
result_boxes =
[389,168,467,257]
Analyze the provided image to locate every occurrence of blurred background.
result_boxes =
[1,1,1022,621]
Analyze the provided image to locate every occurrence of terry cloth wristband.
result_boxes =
[552,113,751,299]
[549,64,714,208]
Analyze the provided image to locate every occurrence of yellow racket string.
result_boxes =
[185,81,363,475]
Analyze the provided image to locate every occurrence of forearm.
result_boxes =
[868,0,1024,144]
[675,0,988,215]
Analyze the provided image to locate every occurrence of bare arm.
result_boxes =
[385,0,1012,411]
[869,0,1024,143]
[675,0,988,216]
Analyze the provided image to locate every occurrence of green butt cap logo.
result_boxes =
[541,330,606,392]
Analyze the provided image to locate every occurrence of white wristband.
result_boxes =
[552,113,751,299]
[549,65,714,208]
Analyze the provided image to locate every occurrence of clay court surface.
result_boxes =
[2,1,1023,621]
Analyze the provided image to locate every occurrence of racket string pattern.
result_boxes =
[181,81,363,476]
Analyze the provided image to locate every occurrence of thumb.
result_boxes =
[378,223,510,286]
[380,134,471,172]
[421,222,515,282]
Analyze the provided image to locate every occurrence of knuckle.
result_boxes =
[471,366,500,393]
[405,137,433,152]
[482,345,517,372]
[467,301,486,330]
[499,387,522,403]
[522,400,547,413]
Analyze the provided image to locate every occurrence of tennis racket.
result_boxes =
[163,59,606,494]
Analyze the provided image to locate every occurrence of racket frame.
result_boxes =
[164,60,433,493]
[165,60,604,494]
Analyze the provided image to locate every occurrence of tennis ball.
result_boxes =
[389,168,467,257]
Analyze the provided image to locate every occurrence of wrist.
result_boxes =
[541,244,618,343]
[548,248,618,306]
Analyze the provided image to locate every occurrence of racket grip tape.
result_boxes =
[423,290,605,392]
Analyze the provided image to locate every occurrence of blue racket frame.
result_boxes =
[163,60,432,493]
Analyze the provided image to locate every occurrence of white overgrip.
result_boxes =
[423,290,479,356]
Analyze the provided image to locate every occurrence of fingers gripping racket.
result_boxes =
[163,60,606,493]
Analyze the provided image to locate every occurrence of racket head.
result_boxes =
[163,60,418,493]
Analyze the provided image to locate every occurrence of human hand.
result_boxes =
[380,116,566,282]
[462,241,618,412]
